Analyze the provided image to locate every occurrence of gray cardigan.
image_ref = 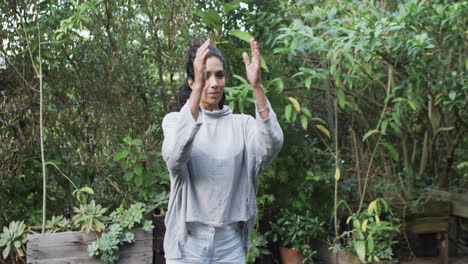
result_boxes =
[161,99,283,258]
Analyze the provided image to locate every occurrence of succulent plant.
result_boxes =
[88,203,148,264]
[73,200,109,233]
[45,215,71,233]
[0,220,27,262]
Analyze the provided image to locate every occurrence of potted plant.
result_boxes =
[268,209,326,264]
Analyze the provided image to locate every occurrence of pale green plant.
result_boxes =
[0,221,27,263]
[73,200,109,233]
[45,215,71,233]
[89,202,153,264]
[246,231,269,264]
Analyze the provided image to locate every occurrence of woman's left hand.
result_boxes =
[243,38,262,90]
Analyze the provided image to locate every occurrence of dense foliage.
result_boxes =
[0,0,467,262]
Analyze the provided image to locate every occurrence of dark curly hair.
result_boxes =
[171,43,226,111]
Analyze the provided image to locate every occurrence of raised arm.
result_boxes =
[189,39,210,120]
[243,38,283,175]
[243,38,270,119]
[161,40,211,174]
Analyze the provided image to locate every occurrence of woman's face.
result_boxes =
[199,56,225,110]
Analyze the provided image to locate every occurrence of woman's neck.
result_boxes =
[200,103,220,111]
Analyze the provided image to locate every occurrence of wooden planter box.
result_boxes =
[27,228,152,264]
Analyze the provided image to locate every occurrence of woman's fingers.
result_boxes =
[244,38,261,67]
[192,39,210,89]
[250,38,260,65]
[194,40,210,70]
[196,39,210,61]
[242,52,250,67]
[201,48,209,65]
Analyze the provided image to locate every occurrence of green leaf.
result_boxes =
[229,30,253,43]
[367,236,375,253]
[408,100,417,110]
[389,122,401,137]
[449,91,456,101]
[291,108,297,122]
[382,142,399,162]
[197,10,221,28]
[353,219,361,230]
[337,89,345,109]
[355,241,366,261]
[311,117,326,124]
[16,247,24,257]
[131,139,142,146]
[94,220,105,232]
[3,244,11,259]
[271,78,283,93]
[113,150,130,161]
[301,115,308,130]
[301,107,312,118]
[223,0,242,13]
[260,56,269,73]
[123,136,132,144]
[335,68,341,88]
[80,187,94,195]
[362,129,379,142]
[135,173,143,187]
[232,74,248,84]
[465,56,468,72]
[305,77,311,89]
[229,101,235,112]
[381,119,389,134]
[123,172,134,181]
[133,165,143,176]
[285,104,292,122]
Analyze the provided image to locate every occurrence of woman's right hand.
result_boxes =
[192,39,210,91]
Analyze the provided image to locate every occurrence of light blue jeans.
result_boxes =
[166,222,245,264]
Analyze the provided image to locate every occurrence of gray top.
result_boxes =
[161,99,283,258]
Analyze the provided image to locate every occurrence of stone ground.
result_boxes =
[400,257,468,264]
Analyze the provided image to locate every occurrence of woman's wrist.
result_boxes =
[257,103,268,113]
[192,82,204,92]
[252,83,263,90]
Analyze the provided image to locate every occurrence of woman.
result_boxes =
[162,38,283,263]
